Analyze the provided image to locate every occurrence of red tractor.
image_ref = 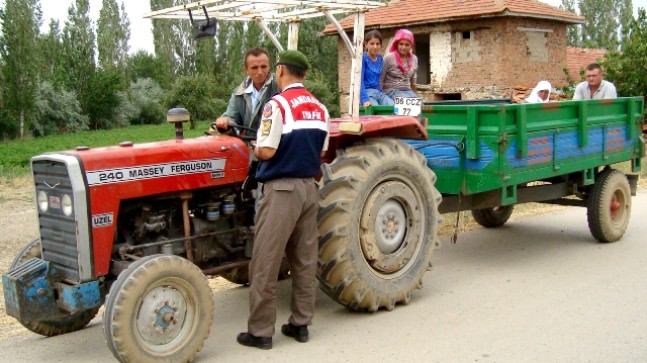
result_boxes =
[3,109,441,362]
[3,2,444,361]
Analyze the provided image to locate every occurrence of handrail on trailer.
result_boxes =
[144,0,387,119]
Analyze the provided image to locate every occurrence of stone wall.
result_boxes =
[335,17,569,114]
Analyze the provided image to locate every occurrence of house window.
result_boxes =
[454,30,481,63]
[518,27,552,62]
[415,34,430,85]
[435,93,462,101]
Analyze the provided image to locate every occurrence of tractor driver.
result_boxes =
[212,47,280,133]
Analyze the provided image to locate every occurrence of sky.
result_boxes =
[2,0,647,55]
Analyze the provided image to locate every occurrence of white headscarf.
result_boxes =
[525,81,552,103]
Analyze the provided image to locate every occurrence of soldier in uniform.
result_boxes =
[236,50,330,350]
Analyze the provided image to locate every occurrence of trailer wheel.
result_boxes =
[471,205,514,228]
[318,139,442,311]
[8,238,100,336]
[587,169,631,242]
[103,255,213,363]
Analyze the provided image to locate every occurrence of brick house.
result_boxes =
[323,0,583,112]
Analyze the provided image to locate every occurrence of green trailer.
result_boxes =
[314,97,643,313]
[361,97,644,241]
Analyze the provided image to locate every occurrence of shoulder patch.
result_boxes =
[261,119,272,136]
[263,102,273,118]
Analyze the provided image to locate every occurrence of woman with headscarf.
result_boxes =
[525,81,552,103]
[379,28,419,99]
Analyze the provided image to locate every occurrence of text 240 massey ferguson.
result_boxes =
[3,1,645,363]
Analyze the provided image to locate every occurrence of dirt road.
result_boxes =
[1,190,647,362]
[0,172,644,346]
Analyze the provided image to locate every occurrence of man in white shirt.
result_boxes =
[573,63,617,100]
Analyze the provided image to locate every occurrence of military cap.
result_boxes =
[276,49,310,71]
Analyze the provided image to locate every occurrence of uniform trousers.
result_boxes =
[247,177,319,338]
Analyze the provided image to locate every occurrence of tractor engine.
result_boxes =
[111,185,256,272]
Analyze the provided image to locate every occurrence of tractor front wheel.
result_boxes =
[103,255,213,363]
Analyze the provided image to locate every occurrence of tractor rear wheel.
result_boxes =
[317,139,442,311]
[103,255,213,363]
[587,169,631,242]
[9,238,100,337]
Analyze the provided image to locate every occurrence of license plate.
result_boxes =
[49,195,61,209]
[393,97,421,116]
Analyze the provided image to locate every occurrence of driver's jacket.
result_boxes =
[220,74,279,131]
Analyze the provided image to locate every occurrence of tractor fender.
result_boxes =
[324,115,427,162]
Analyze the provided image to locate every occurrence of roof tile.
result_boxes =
[324,0,583,33]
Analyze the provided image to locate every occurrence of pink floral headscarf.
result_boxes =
[389,29,415,74]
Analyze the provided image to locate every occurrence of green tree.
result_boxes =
[304,69,340,117]
[603,8,647,113]
[85,68,125,129]
[212,21,244,87]
[61,0,96,116]
[150,0,176,87]
[127,50,168,88]
[0,0,41,139]
[118,2,130,68]
[579,0,619,49]
[38,19,65,85]
[564,0,634,49]
[97,0,129,72]
[225,21,245,78]
[616,0,634,48]
[561,0,580,46]
[298,17,339,101]
[195,36,216,75]
[150,0,196,80]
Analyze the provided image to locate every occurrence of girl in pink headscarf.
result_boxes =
[379,29,419,99]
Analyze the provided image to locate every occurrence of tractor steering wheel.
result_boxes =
[228,123,257,141]
[207,121,257,141]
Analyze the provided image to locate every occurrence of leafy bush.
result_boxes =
[85,68,127,129]
[113,90,138,127]
[166,74,222,128]
[31,81,88,136]
[127,78,166,125]
[304,69,340,117]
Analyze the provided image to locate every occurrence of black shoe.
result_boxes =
[281,323,309,343]
[237,332,272,350]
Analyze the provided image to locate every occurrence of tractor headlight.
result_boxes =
[37,191,48,212]
[62,194,73,216]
